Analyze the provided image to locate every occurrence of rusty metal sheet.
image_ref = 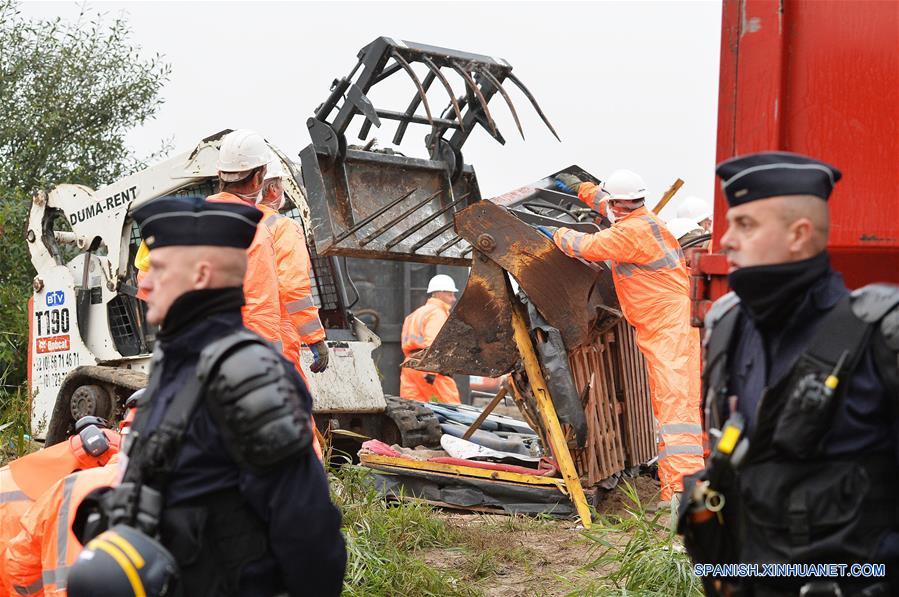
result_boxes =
[455,200,618,349]
[414,254,517,376]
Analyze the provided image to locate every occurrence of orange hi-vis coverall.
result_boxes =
[5,456,121,597]
[400,298,460,404]
[207,192,283,350]
[256,205,326,374]
[0,431,120,589]
[553,183,704,501]
[256,204,326,460]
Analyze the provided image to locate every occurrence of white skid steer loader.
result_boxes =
[25,129,441,448]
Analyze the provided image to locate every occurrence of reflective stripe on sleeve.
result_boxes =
[286,296,317,314]
[614,216,684,278]
[660,423,704,435]
[297,319,325,337]
[0,490,29,503]
[658,445,704,459]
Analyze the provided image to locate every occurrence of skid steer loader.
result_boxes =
[26,129,446,448]
[24,36,575,449]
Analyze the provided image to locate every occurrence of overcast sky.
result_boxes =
[22,0,722,219]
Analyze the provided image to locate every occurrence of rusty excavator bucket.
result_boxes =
[301,36,560,264]
[415,198,621,377]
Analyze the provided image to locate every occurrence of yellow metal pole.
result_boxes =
[509,301,593,528]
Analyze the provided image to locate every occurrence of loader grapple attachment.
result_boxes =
[301,36,559,264]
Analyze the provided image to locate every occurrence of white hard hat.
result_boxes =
[677,196,712,222]
[427,274,459,294]
[666,217,701,241]
[264,153,285,181]
[217,129,271,182]
[601,169,647,201]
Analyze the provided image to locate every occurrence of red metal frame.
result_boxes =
[693,0,899,319]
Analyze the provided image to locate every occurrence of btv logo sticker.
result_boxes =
[46,290,65,307]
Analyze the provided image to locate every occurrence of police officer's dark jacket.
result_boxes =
[698,262,899,593]
[679,152,899,594]
[116,287,346,596]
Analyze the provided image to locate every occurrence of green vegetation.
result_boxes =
[0,0,170,428]
[572,481,702,596]
[331,464,478,597]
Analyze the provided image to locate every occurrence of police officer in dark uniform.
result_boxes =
[677,152,899,596]
[67,196,346,596]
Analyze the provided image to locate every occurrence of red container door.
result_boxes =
[713,0,899,290]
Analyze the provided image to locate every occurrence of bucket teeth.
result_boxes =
[506,72,561,142]
[420,55,466,133]
[476,66,525,141]
[391,50,435,131]
[450,61,499,139]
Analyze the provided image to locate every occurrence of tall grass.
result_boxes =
[330,463,479,597]
[573,481,702,596]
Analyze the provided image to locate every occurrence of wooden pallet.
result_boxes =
[568,321,656,486]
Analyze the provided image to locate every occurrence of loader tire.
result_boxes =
[383,395,442,449]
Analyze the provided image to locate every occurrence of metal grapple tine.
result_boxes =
[390,50,436,130]
[420,55,466,133]
[449,61,499,137]
[506,72,561,142]
[476,66,525,141]
[394,69,436,145]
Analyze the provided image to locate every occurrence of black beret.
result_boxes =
[715,151,842,206]
[133,195,261,250]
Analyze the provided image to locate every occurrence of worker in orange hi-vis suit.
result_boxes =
[4,402,138,597]
[256,155,329,375]
[206,129,282,350]
[4,456,121,597]
[400,274,461,404]
[547,170,704,504]
[0,422,120,591]
[256,155,328,459]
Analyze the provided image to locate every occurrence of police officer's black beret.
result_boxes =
[715,151,842,206]
[133,196,261,250]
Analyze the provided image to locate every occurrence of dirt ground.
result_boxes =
[423,474,661,596]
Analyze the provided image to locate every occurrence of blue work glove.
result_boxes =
[310,339,330,373]
[553,173,583,195]
[536,225,558,240]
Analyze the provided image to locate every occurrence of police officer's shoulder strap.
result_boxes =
[126,330,267,486]
[702,292,742,371]
[853,284,899,401]
[801,284,899,377]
